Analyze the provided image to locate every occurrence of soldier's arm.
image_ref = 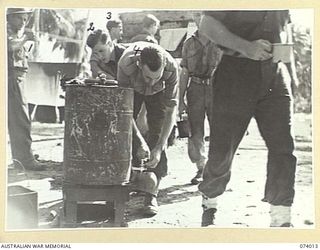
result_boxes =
[117,54,150,160]
[90,60,115,80]
[145,64,179,169]
[179,67,189,114]
[132,118,150,161]
[199,14,272,61]
[179,41,190,115]
[284,21,299,95]
[145,103,177,169]
[117,64,131,87]
[158,60,179,150]
[90,60,103,78]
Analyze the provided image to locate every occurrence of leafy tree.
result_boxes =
[292,24,312,113]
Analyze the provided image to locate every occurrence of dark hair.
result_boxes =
[142,14,160,28]
[86,29,111,49]
[106,19,122,31]
[140,46,164,71]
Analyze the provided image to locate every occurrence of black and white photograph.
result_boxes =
[5,6,314,232]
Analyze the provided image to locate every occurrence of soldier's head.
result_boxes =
[137,45,165,86]
[6,8,33,31]
[142,14,160,36]
[106,19,123,42]
[87,29,114,63]
[192,12,202,28]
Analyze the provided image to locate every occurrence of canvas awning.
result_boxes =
[159,28,187,51]
[159,22,198,51]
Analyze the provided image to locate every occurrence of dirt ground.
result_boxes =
[6,112,314,229]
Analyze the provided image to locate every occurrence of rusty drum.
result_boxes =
[64,85,133,185]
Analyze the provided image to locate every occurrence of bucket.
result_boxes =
[7,185,38,229]
[63,85,134,185]
[177,119,191,138]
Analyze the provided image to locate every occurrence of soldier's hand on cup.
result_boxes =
[136,141,150,161]
[243,39,272,61]
[145,147,162,169]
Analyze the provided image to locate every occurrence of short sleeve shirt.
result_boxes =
[117,42,178,108]
[180,31,221,78]
[203,11,291,81]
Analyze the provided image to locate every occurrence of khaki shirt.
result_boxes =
[117,42,178,108]
[180,31,221,78]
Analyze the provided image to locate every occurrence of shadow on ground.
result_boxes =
[126,183,201,222]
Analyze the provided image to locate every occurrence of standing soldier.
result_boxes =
[7,8,45,171]
[179,13,221,185]
[117,42,179,216]
[198,10,298,227]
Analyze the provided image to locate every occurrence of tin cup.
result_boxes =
[272,43,293,63]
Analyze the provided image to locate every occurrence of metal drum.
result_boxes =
[63,85,133,185]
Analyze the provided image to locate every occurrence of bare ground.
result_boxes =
[6,113,314,229]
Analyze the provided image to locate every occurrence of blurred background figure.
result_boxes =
[130,14,160,44]
[179,13,221,185]
[7,8,45,171]
[86,29,126,80]
[106,19,123,43]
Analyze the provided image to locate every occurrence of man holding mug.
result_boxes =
[198,10,298,227]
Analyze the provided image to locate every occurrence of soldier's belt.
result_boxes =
[190,76,210,85]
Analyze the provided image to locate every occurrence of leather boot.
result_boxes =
[144,193,158,216]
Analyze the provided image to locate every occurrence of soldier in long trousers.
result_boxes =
[198,11,298,227]
[179,13,221,185]
[117,42,179,216]
[7,8,45,171]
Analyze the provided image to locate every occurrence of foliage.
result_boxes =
[292,24,312,113]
